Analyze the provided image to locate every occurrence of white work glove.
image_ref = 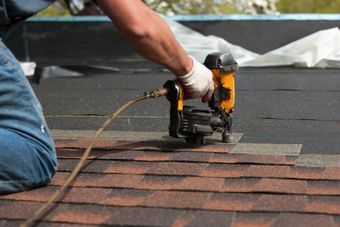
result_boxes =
[177,56,214,102]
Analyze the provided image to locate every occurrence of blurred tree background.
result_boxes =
[37,0,340,17]
[277,0,340,13]
[37,1,70,16]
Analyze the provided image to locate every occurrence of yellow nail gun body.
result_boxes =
[163,52,238,144]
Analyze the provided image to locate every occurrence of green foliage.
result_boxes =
[277,0,340,13]
[218,4,242,14]
[35,0,340,17]
[142,0,241,15]
[35,2,70,17]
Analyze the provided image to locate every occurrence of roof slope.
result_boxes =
[1,135,339,227]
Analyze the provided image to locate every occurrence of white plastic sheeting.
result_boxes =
[243,27,340,68]
[166,18,340,69]
[165,18,259,65]
[21,20,340,75]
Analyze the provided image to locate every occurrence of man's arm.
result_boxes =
[97,0,191,76]
[97,0,214,102]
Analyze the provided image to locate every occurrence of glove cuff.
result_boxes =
[177,56,197,85]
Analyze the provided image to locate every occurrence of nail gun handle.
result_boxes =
[163,80,184,138]
[210,70,235,113]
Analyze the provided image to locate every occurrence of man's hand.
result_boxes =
[177,57,214,102]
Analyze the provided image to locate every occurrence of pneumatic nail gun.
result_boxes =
[163,52,238,144]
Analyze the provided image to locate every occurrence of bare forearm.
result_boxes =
[97,0,192,77]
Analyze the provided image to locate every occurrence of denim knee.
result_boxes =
[0,129,57,195]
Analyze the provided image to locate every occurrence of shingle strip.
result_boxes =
[272,213,338,227]
[202,194,307,213]
[0,220,87,227]
[232,212,278,227]
[2,191,340,215]
[0,201,184,226]
[51,172,144,188]
[221,178,308,194]
[54,139,234,153]
[60,159,338,180]
[288,166,340,180]
[201,164,290,178]
[306,196,340,215]
[233,213,337,227]
[51,130,243,143]
[230,143,302,156]
[296,155,340,167]
[42,172,340,195]
[53,163,340,188]
[57,159,209,176]
[56,149,297,165]
[307,180,340,195]
[174,210,235,227]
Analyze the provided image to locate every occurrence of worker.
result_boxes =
[0,0,214,194]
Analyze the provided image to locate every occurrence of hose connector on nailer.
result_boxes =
[144,87,168,98]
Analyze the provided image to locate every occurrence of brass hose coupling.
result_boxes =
[144,88,168,98]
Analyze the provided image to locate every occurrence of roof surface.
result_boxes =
[1,134,339,226]
[0,67,339,226]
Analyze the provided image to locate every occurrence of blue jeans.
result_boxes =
[0,41,57,194]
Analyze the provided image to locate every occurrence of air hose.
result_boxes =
[21,88,168,227]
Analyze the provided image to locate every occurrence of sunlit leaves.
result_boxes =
[142,0,279,15]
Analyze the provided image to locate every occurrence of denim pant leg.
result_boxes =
[0,41,58,194]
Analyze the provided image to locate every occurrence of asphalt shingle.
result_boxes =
[1,139,340,226]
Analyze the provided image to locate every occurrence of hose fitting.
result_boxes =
[144,88,168,98]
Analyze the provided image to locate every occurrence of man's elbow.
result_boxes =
[121,23,152,40]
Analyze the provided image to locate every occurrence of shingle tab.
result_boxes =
[230,143,302,156]
[297,154,340,167]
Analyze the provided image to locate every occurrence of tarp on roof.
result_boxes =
[20,18,340,75]
[165,17,340,68]
[165,17,259,65]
